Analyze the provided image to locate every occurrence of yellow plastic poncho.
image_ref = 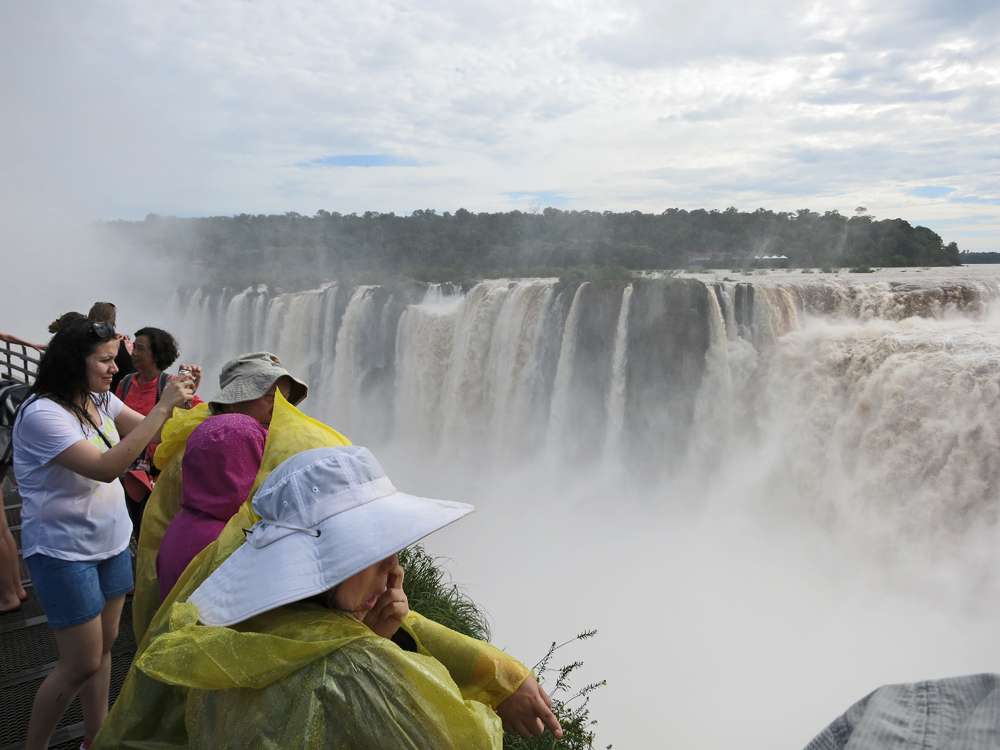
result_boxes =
[133,393,353,638]
[96,392,530,749]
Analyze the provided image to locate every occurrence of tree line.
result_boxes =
[104,206,961,285]
[960,250,1000,264]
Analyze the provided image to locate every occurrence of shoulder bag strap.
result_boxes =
[155,371,170,403]
[119,372,136,401]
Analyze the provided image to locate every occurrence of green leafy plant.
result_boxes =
[504,631,610,750]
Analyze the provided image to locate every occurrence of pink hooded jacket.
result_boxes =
[156,414,267,602]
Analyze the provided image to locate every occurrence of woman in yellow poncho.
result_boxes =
[163,445,563,747]
[96,358,560,748]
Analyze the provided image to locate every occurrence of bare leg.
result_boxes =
[24,614,105,750]
[0,482,26,611]
[78,594,124,739]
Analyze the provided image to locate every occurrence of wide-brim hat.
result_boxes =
[210,351,308,407]
[187,446,474,627]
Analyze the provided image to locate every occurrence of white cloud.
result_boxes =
[0,0,997,251]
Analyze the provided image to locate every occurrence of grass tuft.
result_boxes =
[399,544,491,641]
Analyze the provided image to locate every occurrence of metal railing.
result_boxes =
[1,340,41,385]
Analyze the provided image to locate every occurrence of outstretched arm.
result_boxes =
[54,379,194,482]
[400,611,562,738]
[0,331,45,350]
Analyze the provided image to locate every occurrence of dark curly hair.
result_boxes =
[25,318,117,424]
[134,327,180,372]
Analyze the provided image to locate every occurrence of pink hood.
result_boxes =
[180,413,267,520]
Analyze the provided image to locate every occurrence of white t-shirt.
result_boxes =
[13,394,132,561]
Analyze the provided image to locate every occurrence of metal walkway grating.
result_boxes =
[0,650,133,748]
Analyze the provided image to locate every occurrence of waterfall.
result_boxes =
[436,280,517,461]
[603,283,632,459]
[310,284,339,395]
[160,268,1000,750]
[327,286,379,438]
[545,282,587,462]
[687,284,741,477]
[394,286,463,453]
[165,272,1000,542]
[275,288,323,381]
[484,280,557,460]
[221,287,255,356]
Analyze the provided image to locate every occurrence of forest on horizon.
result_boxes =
[105,205,962,286]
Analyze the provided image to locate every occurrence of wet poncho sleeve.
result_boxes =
[136,603,503,750]
[402,612,532,709]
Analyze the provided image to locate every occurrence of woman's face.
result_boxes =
[335,554,400,617]
[228,376,292,428]
[86,340,119,393]
[131,334,156,374]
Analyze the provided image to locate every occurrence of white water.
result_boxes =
[603,282,632,462]
[166,267,1000,749]
[546,282,587,463]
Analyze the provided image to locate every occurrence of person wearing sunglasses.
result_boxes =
[11,318,195,750]
[87,301,135,393]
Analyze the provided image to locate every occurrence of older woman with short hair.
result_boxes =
[116,327,203,533]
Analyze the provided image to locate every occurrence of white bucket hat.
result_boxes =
[210,351,308,407]
[188,446,475,627]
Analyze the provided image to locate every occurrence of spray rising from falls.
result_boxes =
[168,273,1000,547]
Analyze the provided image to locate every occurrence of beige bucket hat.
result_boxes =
[210,351,308,407]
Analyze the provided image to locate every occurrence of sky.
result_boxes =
[1,0,998,257]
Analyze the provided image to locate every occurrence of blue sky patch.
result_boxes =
[907,186,956,199]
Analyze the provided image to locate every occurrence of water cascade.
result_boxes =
[166,269,1000,749]
[169,272,1000,540]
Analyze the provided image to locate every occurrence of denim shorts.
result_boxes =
[25,548,133,629]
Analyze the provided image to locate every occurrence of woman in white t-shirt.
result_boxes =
[12,318,195,750]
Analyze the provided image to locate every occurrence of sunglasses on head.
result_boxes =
[87,321,115,340]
